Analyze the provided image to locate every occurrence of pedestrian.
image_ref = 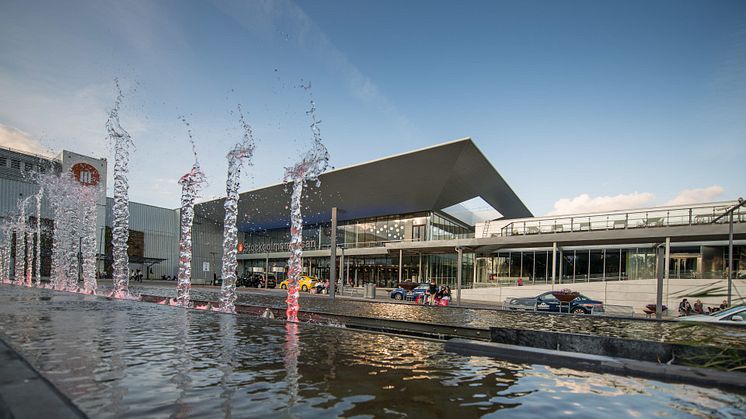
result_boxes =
[428,279,437,305]
[435,286,445,304]
[693,299,704,314]
[720,300,729,311]
[517,277,524,286]
[678,298,692,316]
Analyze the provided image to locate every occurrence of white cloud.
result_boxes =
[0,123,54,157]
[547,192,655,216]
[665,186,725,206]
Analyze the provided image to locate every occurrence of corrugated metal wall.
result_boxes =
[0,178,52,220]
[191,215,224,282]
[105,197,180,279]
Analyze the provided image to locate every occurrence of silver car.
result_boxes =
[676,305,746,326]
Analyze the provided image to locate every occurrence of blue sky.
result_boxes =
[0,0,744,217]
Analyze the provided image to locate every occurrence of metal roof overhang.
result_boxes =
[194,138,531,231]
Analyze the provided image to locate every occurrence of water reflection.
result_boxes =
[283,322,299,411]
[131,285,745,351]
[219,314,236,418]
[0,286,744,418]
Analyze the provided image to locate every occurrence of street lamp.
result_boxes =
[712,197,745,306]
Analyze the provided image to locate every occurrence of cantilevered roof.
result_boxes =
[194,138,532,231]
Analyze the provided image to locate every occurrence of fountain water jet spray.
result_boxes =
[106,79,135,298]
[283,99,329,322]
[34,187,43,287]
[219,106,255,313]
[14,197,30,285]
[176,117,207,307]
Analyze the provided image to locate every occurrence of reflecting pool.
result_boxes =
[0,286,744,418]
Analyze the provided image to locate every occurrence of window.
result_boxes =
[11,160,20,169]
[24,162,33,171]
[0,156,6,167]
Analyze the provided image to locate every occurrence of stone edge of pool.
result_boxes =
[444,339,746,392]
[0,337,88,419]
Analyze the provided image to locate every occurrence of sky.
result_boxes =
[0,0,744,218]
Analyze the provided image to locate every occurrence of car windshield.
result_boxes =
[541,293,557,301]
[713,305,745,318]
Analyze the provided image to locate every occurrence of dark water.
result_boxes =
[134,285,746,351]
[0,285,744,418]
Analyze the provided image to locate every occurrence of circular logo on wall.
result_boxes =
[71,162,100,186]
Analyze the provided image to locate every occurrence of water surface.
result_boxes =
[0,285,743,418]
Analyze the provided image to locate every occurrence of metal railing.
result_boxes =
[487,202,745,238]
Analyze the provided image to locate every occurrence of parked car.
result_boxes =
[504,291,604,314]
[389,284,429,301]
[238,273,276,288]
[279,275,318,292]
[676,305,746,326]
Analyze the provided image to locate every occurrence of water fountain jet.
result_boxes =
[219,106,255,314]
[282,98,329,322]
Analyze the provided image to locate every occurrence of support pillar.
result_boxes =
[728,212,733,306]
[551,242,557,290]
[398,249,403,283]
[656,245,665,320]
[664,237,670,308]
[456,247,463,306]
[339,247,344,295]
[264,252,269,289]
[418,253,422,282]
[329,207,337,299]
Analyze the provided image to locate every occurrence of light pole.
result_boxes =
[712,198,745,306]
[78,237,83,284]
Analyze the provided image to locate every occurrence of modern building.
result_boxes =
[190,138,531,286]
[2,139,744,311]
[190,138,745,309]
[0,145,178,280]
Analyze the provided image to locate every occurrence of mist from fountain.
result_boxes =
[0,232,9,284]
[44,172,99,292]
[219,106,255,314]
[106,79,135,298]
[176,117,207,307]
[282,98,330,322]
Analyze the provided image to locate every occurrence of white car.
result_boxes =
[676,305,746,326]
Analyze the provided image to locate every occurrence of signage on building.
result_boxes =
[202,262,210,272]
[239,240,317,254]
[71,162,100,186]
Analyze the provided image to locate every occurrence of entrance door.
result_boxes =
[669,254,699,278]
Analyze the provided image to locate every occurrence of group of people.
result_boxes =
[425,280,451,306]
[678,298,729,316]
[313,279,331,294]
[130,269,144,283]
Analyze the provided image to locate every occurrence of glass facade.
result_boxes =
[237,210,474,288]
[238,210,471,253]
[475,244,746,285]
[242,253,474,289]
